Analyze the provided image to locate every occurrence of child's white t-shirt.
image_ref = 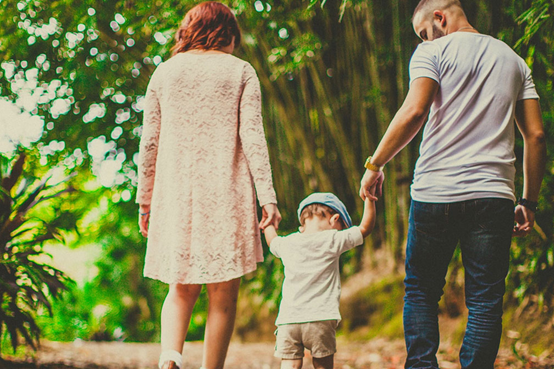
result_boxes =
[409,32,539,203]
[269,226,364,325]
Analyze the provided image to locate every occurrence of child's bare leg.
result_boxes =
[281,358,303,369]
[201,278,241,369]
[161,283,202,352]
[313,355,334,369]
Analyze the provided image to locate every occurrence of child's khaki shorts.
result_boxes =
[274,320,338,359]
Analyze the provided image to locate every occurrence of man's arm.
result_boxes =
[358,199,376,238]
[513,98,546,237]
[359,77,439,200]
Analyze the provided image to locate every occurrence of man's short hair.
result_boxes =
[412,0,464,22]
[299,203,345,229]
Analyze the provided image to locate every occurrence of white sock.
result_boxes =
[158,350,183,369]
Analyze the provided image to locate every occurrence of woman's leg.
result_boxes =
[161,283,202,353]
[201,278,241,369]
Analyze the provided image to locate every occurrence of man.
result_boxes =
[359,0,546,368]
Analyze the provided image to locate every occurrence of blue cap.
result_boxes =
[297,192,353,228]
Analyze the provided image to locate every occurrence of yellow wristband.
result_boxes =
[364,156,383,172]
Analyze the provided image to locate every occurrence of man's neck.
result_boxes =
[447,22,479,35]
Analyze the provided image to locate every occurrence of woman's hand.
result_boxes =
[139,204,151,238]
[259,203,281,230]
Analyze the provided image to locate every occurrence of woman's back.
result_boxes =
[149,53,253,172]
[156,53,246,134]
[137,52,275,284]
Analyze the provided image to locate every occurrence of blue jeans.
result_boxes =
[404,198,514,369]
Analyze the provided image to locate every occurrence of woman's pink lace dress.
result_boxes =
[136,53,277,284]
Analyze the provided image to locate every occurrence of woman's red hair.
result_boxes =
[172,2,241,55]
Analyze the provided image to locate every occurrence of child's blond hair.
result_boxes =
[299,204,346,229]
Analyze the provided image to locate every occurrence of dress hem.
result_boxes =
[143,262,261,285]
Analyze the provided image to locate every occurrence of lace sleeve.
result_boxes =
[239,63,277,206]
[136,72,162,205]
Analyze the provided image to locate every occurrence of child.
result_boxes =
[263,192,375,369]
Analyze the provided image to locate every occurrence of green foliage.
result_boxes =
[507,0,554,312]
[37,276,173,342]
[0,151,76,354]
[340,276,404,340]
[515,0,554,49]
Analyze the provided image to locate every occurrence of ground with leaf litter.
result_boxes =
[3,337,553,369]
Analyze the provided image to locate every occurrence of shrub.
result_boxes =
[0,151,77,355]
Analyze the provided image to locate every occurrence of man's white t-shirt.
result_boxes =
[409,32,539,203]
[269,226,364,325]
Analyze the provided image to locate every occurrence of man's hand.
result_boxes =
[359,169,385,201]
[513,204,535,237]
[260,203,282,230]
[138,204,151,238]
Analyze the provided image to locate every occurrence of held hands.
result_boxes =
[359,169,385,201]
[513,204,535,237]
[138,204,151,238]
[259,203,282,230]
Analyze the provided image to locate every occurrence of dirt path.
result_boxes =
[4,338,553,369]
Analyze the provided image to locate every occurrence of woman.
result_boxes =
[136,3,281,369]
